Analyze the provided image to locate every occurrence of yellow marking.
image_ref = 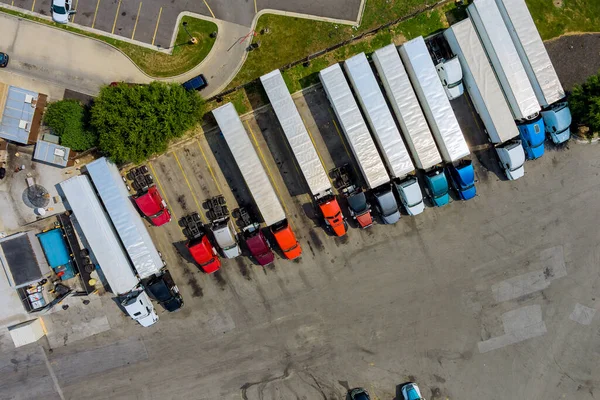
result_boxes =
[151,7,162,46]
[245,120,295,228]
[71,0,79,22]
[11,0,13,5]
[91,0,100,28]
[131,2,142,39]
[30,0,35,12]
[202,0,215,18]
[172,151,206,223]
[330,115,360,179]
[253,0,257,14]
[148,162,177,221]
[196,139,222,193]
[300,114,333,185]
[465,93,483,132]
[111,0,121,34]
[38,317,48,335]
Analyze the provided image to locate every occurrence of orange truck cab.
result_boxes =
[317,195,347,236]
[270,219,302,260]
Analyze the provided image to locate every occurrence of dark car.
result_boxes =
[349,388,370,400]
[145,271,184,312]
[0,52,9,68]
[182,74,208,91]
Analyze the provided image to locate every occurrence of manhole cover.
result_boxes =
[25,184,50,208]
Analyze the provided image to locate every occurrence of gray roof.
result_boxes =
[212,103,286,226]
[0,231,50,289]
[60,175,140,295]
[33,140,71,167]
[319,63,389,189]
[86,158,164,280]
[344,53,414,178]
[0,86,38,144]
[260,70,332,196]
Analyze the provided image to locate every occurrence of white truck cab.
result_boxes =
[395,177,425,216]
[122,291,159,327]
[211,219,241,258]
[436,57,464,100]
[496,140,525,180]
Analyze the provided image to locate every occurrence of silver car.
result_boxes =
[51,0,76,24]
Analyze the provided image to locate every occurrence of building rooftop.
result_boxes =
[33,140,71,167]
[0,85,46,145]
[0,231,50,288]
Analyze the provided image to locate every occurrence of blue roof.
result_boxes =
[37,229,71,267]
[0,86,38,144]
[33,140,71,167]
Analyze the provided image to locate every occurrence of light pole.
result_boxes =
[182,21,198,44]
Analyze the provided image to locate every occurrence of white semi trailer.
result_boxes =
[445,19,525,181]
[398,36,476,203]
[319,63,401,224]
[467,0,545,160]
[344,52,424,216]
[494,0,571,144]
[260,69,347,236]
[59,175,158,327]
[212,103,302,260]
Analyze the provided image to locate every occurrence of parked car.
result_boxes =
[145,271,184,312]
[349,388,370,400]
[0,52,8,68]
[51,0,76,24]
[401,382,424,400]
[182,74,208,91]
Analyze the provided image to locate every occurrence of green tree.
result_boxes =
[43,100,97,151]
[90,82,205,163]
[570,71,600,138]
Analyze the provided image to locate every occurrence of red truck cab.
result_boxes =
[318,195,347,236]
[187,235,221,273]
[133,186,171,226]
[270,220,302,260]
[245,230,275,266]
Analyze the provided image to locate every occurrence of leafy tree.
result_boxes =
[43,100,97,151]
[90,82,205,163]
[570,71,600,137]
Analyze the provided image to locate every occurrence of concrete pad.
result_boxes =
[569,303,596,326]
[478,305,547,353]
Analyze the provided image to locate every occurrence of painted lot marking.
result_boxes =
[131,1,142,39]
[72,0,79,22]
[327,107,360,179]
[172,151,206,223]
[91,0,100,28]
[196,139,222,193]
[148,162,177,221]
[111,0,121,34]
[202,0,214,18]
[151,7,162,46]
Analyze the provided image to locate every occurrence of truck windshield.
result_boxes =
[447,80,462,89]
[53,5,66,13]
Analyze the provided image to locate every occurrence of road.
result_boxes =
[1,136,599,399]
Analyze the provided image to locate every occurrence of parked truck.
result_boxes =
[86,157,183,311]
[372,44,449,208]
[181,212,221,273]
[319,63,400,223]
[445,19,526,181]
[204,195,241,259]
[467,0,545,160]
[128,165,171,226]
[59,175,159,327]
[494,0,571,144]
[344,53,424,216]
[330,165,373,228]
[260,69,347,235]
[212,103,302,260]
[399,37,476,201]
[425,34,465,100]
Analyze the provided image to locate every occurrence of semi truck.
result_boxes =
[425,34,465,100]
[128,166,171,226]
[344,53,424,216]
[494,0,571,145]
[372,44,448,209]
[398,36,476,201]
[467,0,545,160]
[445,19,525,181]
[59,175,158,327]
[86,157,183,311]
[319,63,400,224]
[212,103,302,260]
[260,69,347,235]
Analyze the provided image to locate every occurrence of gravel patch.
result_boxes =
[545,33,600,91]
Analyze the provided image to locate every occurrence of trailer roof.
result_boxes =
[344,53,414,178]
[495,0,564,105]
[60,175,139,295]
[372,45,442,171]
[260,70,331,195]
[399,37,469,163]
[446,19,519,143]
[86,157,163,280]
[212,103,286,226]
[318,63,389,189]
[468,0,540,119]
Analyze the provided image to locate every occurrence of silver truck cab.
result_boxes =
[211,218,241,258]
[394,177,425,216]
[496,140,525,180]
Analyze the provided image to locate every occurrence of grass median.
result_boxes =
[0,8,217,78]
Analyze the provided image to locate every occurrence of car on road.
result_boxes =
[0,52,8,68]
[401,382,424,400]
[187,234,221,273]
[349,387,370,400]
[182,74,208,91]
[145,271,184,312]
[51,0,76,24]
